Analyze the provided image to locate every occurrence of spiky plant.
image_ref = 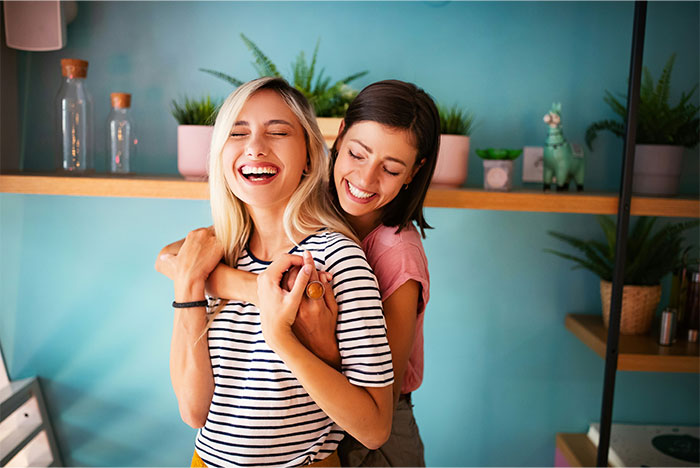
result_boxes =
[170,95,218,125]
[199,34,368,117]
[586,53,700,150]
[545,216,699,286]
[438,104,475,136]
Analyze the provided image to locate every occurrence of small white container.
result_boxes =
[483,159,514,191]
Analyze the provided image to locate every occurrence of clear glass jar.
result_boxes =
[56,58,93,172]
[106,93,136,173]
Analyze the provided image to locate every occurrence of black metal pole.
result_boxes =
[596,1,647,466]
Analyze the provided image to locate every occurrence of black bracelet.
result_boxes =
[172,300,208,309]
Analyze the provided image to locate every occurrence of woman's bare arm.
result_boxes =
[166,229,223,428]
[381,280,420,407]
[155,233,258,303]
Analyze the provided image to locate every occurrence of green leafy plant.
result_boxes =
[545,216,699,286]
[475,148,522,160]
[170,95,218,125]
[199,34,368,117]
[438,104,475,136]
[586,53,700,150]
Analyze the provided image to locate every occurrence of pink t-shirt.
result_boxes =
[362,223,430,394]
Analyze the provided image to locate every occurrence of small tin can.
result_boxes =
[658,308,677,346]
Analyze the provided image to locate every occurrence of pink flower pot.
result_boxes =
[431,134,470,187]
[177,125,214,181]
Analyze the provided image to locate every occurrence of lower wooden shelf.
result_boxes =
[565,314,700,373]
[556,433,603,467]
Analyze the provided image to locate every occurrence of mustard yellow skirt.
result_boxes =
[192,449,340,467]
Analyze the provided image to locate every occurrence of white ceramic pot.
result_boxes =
[483,160,514,191]
[177,125,214,181]
[632,144,684,196]
[431,134,470,187]
[316,117,343,149]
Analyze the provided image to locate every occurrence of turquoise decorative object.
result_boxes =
[543,103,585,191]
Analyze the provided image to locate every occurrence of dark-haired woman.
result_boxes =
[157,79,440,466]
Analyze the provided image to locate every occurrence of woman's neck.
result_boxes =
[246,204,299,261]
[346,211,382,241]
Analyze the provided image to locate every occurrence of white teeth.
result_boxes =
[242,166,278,175]
[347,181,374,199]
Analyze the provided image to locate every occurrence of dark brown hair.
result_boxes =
[329,80,440,238]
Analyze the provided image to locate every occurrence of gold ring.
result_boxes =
[305,281,324,300]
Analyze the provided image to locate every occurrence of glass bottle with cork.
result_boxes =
[106,92,136,173]
[56,58,93,173]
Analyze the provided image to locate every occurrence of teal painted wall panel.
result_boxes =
[4,1,699,466]
[16,1,699,194]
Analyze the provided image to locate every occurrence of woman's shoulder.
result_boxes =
[298,229,367,265]
[363,223,425,254]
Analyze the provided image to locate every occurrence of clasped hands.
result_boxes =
[156,228,340,368]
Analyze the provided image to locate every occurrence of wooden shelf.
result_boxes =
[565,314,700,373]
[2,174,698,217]
[556,433,605,467]
[556,433,614,467]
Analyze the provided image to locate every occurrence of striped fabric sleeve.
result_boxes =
[323,233,394,388]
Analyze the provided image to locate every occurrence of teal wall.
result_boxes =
[2,1,699,466]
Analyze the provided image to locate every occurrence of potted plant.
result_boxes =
[585,54,699,196]
[171,95,218,181]
[475,148,522,191]
[431,104,475,187]
[545,216,699,335]
[200,33,367,147]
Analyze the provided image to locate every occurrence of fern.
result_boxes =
[199,34,368,117]
[545,216,699,286]
[241,33,281,78]
[585,53,700,150]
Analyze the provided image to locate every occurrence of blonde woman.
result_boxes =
[165,77,394,467]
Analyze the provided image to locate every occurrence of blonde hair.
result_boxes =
[205,78,356,326]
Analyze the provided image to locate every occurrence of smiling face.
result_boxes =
[222,89,308,211]
[333,121,420,228]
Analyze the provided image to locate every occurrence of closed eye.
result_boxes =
[383,167,400,176]
[348,149,362,160]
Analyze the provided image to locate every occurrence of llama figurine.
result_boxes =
[543,102,585,192]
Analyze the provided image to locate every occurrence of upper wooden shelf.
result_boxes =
[1,173,698,217]
[565,313,700,373]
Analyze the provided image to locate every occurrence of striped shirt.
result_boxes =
[195,231,394,467]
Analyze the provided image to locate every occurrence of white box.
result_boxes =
[587,423,699,467]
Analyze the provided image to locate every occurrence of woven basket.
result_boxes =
[600,280,661,335]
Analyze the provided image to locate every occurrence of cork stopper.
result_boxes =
[111,93,132,109]
[61,59,88,78]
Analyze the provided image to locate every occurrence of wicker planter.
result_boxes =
[600,280,661,335]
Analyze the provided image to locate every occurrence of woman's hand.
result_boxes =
[155,238,185,280]
[256,253,310,350]
[283,253,341,369]
[172,227,224,300]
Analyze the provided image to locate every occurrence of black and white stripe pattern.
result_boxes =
[195,231,393,467]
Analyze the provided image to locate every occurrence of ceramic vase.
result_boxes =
[177,125,214,181]
[431,134,470,187]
